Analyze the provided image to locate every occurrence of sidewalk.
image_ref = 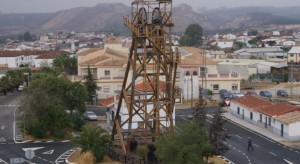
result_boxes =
[223,111,300,149]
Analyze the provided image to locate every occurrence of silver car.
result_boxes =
[83,111,98,121]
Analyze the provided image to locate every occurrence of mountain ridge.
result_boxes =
[1,4,300,35]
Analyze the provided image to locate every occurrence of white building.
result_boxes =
[230,95,300,141]
[102,82,176,130]
[223,34,237,40]
[217,39,234,49]
[0,51,37,67]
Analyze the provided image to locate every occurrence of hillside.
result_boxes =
[1,4,300,34]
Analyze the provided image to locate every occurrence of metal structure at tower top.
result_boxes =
[112,0,179,153]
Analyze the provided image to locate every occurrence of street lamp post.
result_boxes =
[23,72,29,86]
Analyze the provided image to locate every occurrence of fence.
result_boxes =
[252,73,285,82]
[107,147,159,164]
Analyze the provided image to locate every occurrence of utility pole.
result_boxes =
[191,74,193,109]
[290,62,294,99]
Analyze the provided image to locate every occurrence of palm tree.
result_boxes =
[72,126,112,161]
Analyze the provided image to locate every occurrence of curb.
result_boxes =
[15,140,70,144]
[217,155,235,164]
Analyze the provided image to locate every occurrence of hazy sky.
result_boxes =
[1,0,300,13]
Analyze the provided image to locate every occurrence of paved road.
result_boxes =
[0,92,74,163]
[0,92,22,144]
[176,107,300,164]
[0,142,73,163]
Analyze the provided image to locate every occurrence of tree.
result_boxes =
[84,66,98,96]
[156,122,212,164]
[72,126,112,162]
[267,41,276,47]
[208,108,229,155]
[192,96,207,126]
[20,75,87,138]
[0,76,10,95]
[6,69,25,90]
[52,54,78,75]
[179,24,203,47]
[24,32,33,42]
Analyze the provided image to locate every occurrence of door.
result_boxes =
[281,124,284,137]
[265,117,267,128]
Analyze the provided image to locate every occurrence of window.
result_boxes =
[213,84,219,91]
[237,107,240,115]
[103,85,110,93]
[250,112,253,120]
[259,114,262,122]
[290,54,294,57]
[232,84,238,91]
[268,117,271,126]
[105,70,110,76]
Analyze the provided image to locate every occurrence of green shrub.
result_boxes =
[52,129,66,139]
[71,115,85,131]
[28,122,47,139]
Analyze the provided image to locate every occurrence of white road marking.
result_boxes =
[0,137,6,142]
[206,120,213,123]
[295,151,299,154]
[253,144,259,147]
[235,135,242,139]
[42,149,54,154]
[269,152,277,156]
[284,159,294,164]
[22,147,44,151]
[206,114,213,118]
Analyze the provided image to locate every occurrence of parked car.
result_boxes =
[219,89,228,95]
[232,91,245,98]
[245,90,258,96]
[277,90,288,97]
[220,91,232,99]
[83,111,98,121]
[259,90,272,98]
[17,85,24,92]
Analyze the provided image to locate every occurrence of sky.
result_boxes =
[1,0,300,13]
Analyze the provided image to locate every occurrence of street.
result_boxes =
[1,92,300,164]
[0,92,73,163]
[176,107,300,164]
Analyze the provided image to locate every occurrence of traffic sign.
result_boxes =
[225,100,230,106]
[25,149,35,160]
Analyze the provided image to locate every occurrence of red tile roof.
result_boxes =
[100,96,118,107]
[0,51,45,57]
[258,103,300,117]
[134,81,166,92]
[232,95,273,112]
[233,95,300,117]
[35,51,70,59]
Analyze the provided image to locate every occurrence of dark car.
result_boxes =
[220,91,233,99]
[245,90,258,96]
[277,90,288,97]
[219,89,228,95]
[259,90,272,98]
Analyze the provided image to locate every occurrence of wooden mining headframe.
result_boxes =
[111,0,179,154]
